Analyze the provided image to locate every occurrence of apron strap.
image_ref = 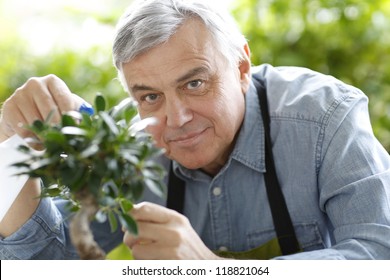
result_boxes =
[166,162,185,214]
[252,77,301,256]
[166,78,300,257]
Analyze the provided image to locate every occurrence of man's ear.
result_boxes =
[239,43,251,94]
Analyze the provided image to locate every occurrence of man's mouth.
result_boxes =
[167,128,209,148]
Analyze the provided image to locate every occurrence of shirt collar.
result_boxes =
[172,79,266,180]
[230,80,266,173]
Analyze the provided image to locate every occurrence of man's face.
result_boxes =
[122,19,250,175]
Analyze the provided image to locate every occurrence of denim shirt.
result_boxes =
[1,64,390,259]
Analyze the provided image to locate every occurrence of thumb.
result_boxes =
[131,202,176,224]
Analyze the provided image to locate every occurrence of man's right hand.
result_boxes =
[0,74,86,143]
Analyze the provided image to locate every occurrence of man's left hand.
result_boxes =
[123,202,222,260]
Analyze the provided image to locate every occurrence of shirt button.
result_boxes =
[213,187,222,196]
[219,246,229,252]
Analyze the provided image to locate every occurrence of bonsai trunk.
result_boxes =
[69,188,106,260]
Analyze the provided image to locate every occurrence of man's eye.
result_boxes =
[141,93,160,104]
[186,80,203,90]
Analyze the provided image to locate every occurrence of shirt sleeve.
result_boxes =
[275,85,390,259]
[0,195,123,259]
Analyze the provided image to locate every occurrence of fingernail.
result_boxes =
[79,103,95,115]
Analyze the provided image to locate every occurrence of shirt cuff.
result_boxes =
[0,197,66,259]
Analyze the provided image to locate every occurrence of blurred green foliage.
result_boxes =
[0,40,124,107]
[0,0,389,151]
[0,0,128,108]
[232,0,390,151]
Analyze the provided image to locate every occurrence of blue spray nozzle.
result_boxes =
[78,103,95,116]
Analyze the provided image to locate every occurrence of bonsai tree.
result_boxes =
[13,94,166,259]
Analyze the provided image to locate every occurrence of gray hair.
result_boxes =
[112,0,247,73]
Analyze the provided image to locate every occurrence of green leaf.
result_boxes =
[119,213,138,236]
[121,153,139,165]
[81,113,93,127]
[45,130,66,144]
[119,198,133,214]
[45,184,62,197]
[123,106,138,124]
[12,162,30,169]
[100,111,119,135]
[142,168,161,180]
[107,159,118,171]
[110,97,137,122]
[58,164,86,191]
[100,196,116,207]
[61,114,77,127]
[61,126,87,136]
[108,211,118,233]
[66,200,80,212]
[95,93,106,112]
[31,119,46,133]
[129,117,157,134]
[119,181,144,202]
[65,111,83,121]
[30,158,56,170]
[16,145,30,153]
[80,144,99,158]
[102,180,119,197]
[144,178,165,197]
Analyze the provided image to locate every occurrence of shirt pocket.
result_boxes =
[247,222,325,252]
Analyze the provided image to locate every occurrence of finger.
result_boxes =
[45,75,77,114]
[0,121,14,142]
[123,230,138,249]
[12,108,37,140]
[134,220,165,241]
[33,86,61,124]
[131,202,177,223]
[123,229,154,249]
[123,220,169,248]
[0,101,18,139]
[0,99,37,139]
[46,75,90,117]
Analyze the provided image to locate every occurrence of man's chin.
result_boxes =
[169,155,206,170]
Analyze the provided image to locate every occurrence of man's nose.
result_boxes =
[165,96,193,128]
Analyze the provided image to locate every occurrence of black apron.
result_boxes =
[166,77,301,259]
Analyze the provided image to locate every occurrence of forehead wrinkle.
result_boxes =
[174,66,211,85]
[129,84,158,94]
